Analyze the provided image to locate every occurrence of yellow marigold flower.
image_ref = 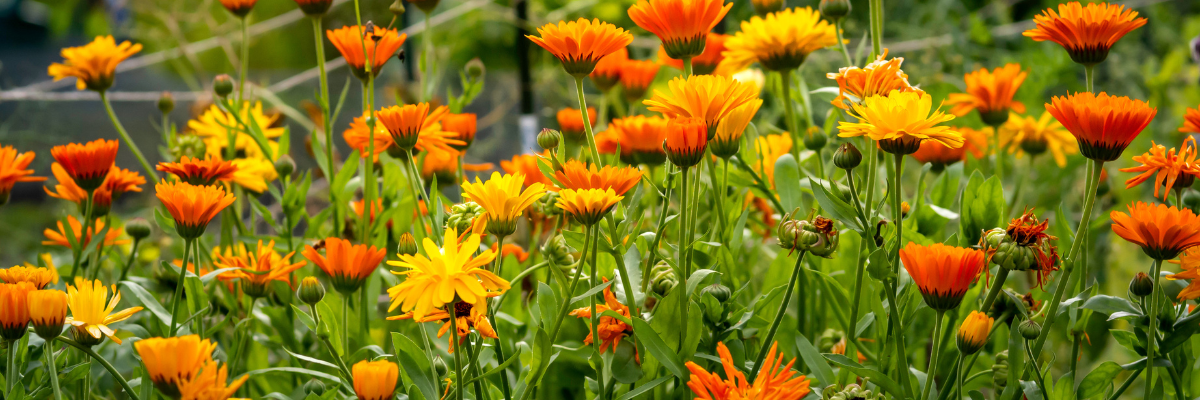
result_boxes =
[229,158,278,193]
[685,341,812,400]
[352,360,399,400]
[135,335,218,399]
[302,237,387,294]
[719,7,838,72]
[0,282,33,341]
[527,19,634,77]
[1022,1,1146,66]
[50,139,119,191]
[386,226,509,320]
[1169,247,1200,301]
[389,298,497,353]
[998,112,1076,167]
[605,115,669,165]
[557,188,623,226]
[0,264,58,289]
[628,0,732,59]
[658,33,729,75]
[946,64,1027,125]
[218,0,257,16]
[827,49,922,110]
[838,90,963,155]
[899,242,986,311]
[1112,202,1200,261]
[569,277,633,354]
[644,74,759,134]
[956,310,994,355]
[1181,106,1200,134]
[326,25,407,81]
[157,156,238,186]
[28,289,68,340]
[215,240,306,298]
[461,172,547,236]
[554,159,643,196]
[65,277,143,345]
[617,59,661,101]
[43,215,128,248]
[175,359,247,400]
[1045,92,1156,162]
[376,103,450,152]
[1120,137,1200,200]
[712,98,762,158]
[187,102,284,161]
[156,181,236,240]
[47,36,141,91]
[754,133,792,189]
[0,145,47,202]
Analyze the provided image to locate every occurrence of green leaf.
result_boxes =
[284,348,340,371]
[616,375,672,400]
[865,249,894,282]
[1077,361,1122,399]
[1080,295,1140,316]
[810,178,865,232]
[794,334,835,388]
[391,332,438,400]
[685,269,719,298]
[631,318,687,379]
[537,283,560,330]
[824,354,904,398]
[119,281,171,327]
[774,154,803,212]
[570,279,615,304]
[959,170,1004,245]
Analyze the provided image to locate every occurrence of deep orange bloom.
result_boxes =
[685,341,812,400]
[376,103,449,151]
[628,0,731,59]
[644,74,759,133]
[658,33,728,75]
[1045,92,1156,162]
[218,0,257,16]
[326,25,408,80]
[1169,247,1200,301]
[910,140,967,171]
[157,156,237,186]
[1181,107,1200,134]
[946,64,1027,125]
[618,59,660,101]
[827,49,922,110]
[156,181,235,240]
[664,117,708,168]
[442,113,478,151]
[174,359,247,400]
[605,115,669,165]
[0,282,33,340]
[351,360,399,400]
[570,278,634,354]
[1120,137,1200,200]
[50,139,118,191]
[956,311,995,355]
[48,36,142,91]
[0,145,46,201]
[1112,202,1200,260]
[527,19,633,77]
[135,335,218,398]
[554,159,643,196]
[492,243,530,263]
[590,48,629,92]
[1022,2,1146,65]
[215,240,307,298]
[342,113,395,161]
[500,152,555,190]
[899,242,986,311]
[557,107,597,138]
[302,237,387,293]
[43,215,128,248]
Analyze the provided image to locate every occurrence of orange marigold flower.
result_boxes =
[51,139,118,191]
[754,133,792,188]
[28,288,68,340]
[658,33,728,75]
[644,74,759,133]
[1120,137,1200,200]
[419,146,458,185]
[664,117,709,168]
[590,48,629,92]
[292,0,331,15]
[899,242,986,311]
[1045,92,1156,162]
[218,0,257,16]
[557,188,623,226]
[215,240,307,298]
[554,159,643,196]
[831,337,867,363]
[0,282,33,341]
[351,360,399,400]
[1111,202,1200,260]
[377,103,449,151]
[827,49,922,110]
[0,145,47,202]
[1181,106,1200,134]
[326,25,407,81]
[618,59,661,101]
[527,19,634,77]
[135,335,218,399]
[390,299,498,352]
[492,243,530,263]
[1022,2,1146,66]
[956,310,994,355]
[302,237,387,294]
[685,341,811,400]
[946,63,1027,125]
[1168,247,1200,301]
[628,0,731,59]
[998,112,1077,167]
[557,107,597,139]
[45,163,113,215]
[910,140,967,172]
[442,113,478,151]
[605,115,669,165]
[960,126,991,160]
[175,359,247,400]
[569,277,634,354]
[343,112,395,162]
[157,156,237,186]
[43,215,128,248]
[0,264,58,290]
[719,6,839,72]
[47,36,141,91]
[500,152,555,190]
[156,181,235,240]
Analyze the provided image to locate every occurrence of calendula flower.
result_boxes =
[527,19,634,77]
[830,337,867,363]
[711,98,761,158]
[27,289,68,340]
[838,90,963,155]
[554,160,643,196]
[157,156,237,186]
[376,103,449,151]
[1112,202,1200,260]
[0,145,47,202]
[423,146,493,186]
[218,0,256,16]
[342,113,394,161]
[956,311,994,355]
[47,36,142,91]
[644,74,759,134]
[754,133,793,188]
[187,102,284,161]
[352,360,399,400]
[1181,106,1200,134]
[685,341,812,400]
[946,64,1027,125]
[43,215,128,248]
[827,49,922,110]
[570,277,634,354]
[175,359,247,400]
[461,172,547,236]
[442,113,478,151]
[557,188,623,226]
[628,0,731,59]
[910,140,968,172]
[982,209,1061,289]
[65,277,143,345]
[326,25,408,80]
[658,33,728,75]
[292,0,331,15]
[0,282,33,340]
[1169,247,1200,301]
[1046,92,1156,162]
[960,126,991,160]
[591,48,629,92]
[899,242,986,311]
[493,243,530,263]
[390,299,498,352]
[229,158,278,193]
[500,152,556,189]
[618,59,660,101]
[719,7,839,72]
[50,139,118,191]
[215,240,306,298]
[386,226,509,320]
[557,107,597,139]
[302,237,387,294]
[0,265,58,289]
[605,115,670,165]
[664,117,709,168]
[135,335,218,399]
[45,164,143,216]
[1022,1,1147,66]
[1120,137,1200,200]
[998,112,1076,167]
[156,181,236,240]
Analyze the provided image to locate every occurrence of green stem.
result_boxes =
[705,157,728,241]
[168,238,194,336]
[835,19,853,67]
[951,354,964,400]
[488,235,514,400]
[574,77,602,164]
[69,190,95,281]
[748,251,808,381]
[1107,368,1143,400]
[463,334,487,400]
[117,238,141,282]
[6,340,15,395]
[779,70,802,160]
[342,294,351,358]
[1084,65,1095,93]
[1144,258,1163,399]
[57,338,141,400]
[449,303,465,400]
[884,273,916,399]
[683,57,693,77]
[309,304,353,380]
[44,342,63,400]
[921,311,946,400]
[641,166,674,294]
[992,124,1005,183]
[238,17,249,103]
[676,167,691,347]
[1024,339,1049,397]
[312,16,340,237]
[869,0,883,57]
[99,92,158,184]
[406,151,439,244]
[547,226,595,343]
[422,12,434,101]
[361,78,377,244]
[978,267,1011,314]
[587,226,606,400]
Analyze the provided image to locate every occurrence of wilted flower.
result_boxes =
[981,209,1061,289]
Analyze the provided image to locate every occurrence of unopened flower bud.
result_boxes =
[532,191,561,217]
[819,0,852,20]
[397,233,418,256]
[465,58,485,79]
[803,127,826,151]
[1018,319,1041,340]
[157,92,175,114]
[302,379,326,395]
[538,128,562,150]
[213,75,234,97]
[123,218,153,240]
[700,283,732,304]
[171,135,208,161]
[389,0,406,16]
[992,350,1009,389]
[541,235,575,268]
[650,261,677,297]
[274,155,296,178]
[433,356,449,377]
[446,202,484,233]
[1129,272,1154,298]
[297,276,326,306]
[833,143,862,170]
[900,201,910,218]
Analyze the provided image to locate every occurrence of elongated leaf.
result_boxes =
[391,333,438,400]
[774,154,803,212]
[685,269,719,298]
[631,319,687,379]
[1081,295,1140,316]
[824,354,904,397]
[1077,361,1121,399]
[570,279,616,304]
[616,375,673,400]
[120,281,171,326]
[811,178,864,232]
[794,334,835,387]
[284,348,340,371]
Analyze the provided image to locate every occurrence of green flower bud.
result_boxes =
[538,128,562,151]
[819,0,852,20]
[541,235,575,268]
[816,329,843,353]
[824,383,882,400]
[274,155,296,178]
[397,233,419,256]
[1129,272,1153,298]
[297,276,326,306]
[700,283,732,304]
[389,0,406,16]
[650,261,677,297]
[213,74,234,98]
[125,218,153,240]
[1018,319,1041,340]
[157,92,175,114]
[803,128,827,151]
[992,350,1009,390]
[833,143,862,170]
[445,202,484,233]
[433,356,448,377]
[302,379,327,395]
[171,135,208,162]
[532,191,561,217]
[465,58,485,79]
